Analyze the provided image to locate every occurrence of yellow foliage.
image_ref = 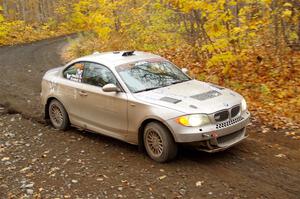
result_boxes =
[282,9,292,18]
[283,2,293,7]
[0,8,9,39]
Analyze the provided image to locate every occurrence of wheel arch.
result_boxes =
[138,118,176,151]
[44,97,63,119]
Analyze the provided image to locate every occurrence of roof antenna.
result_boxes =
[122,51,135,56]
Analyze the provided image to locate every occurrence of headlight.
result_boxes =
[176,114,210,127]
[241,98,247,111]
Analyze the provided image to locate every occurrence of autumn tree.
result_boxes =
[0,5,8,38]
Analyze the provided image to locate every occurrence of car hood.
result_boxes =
[133,80,243,114]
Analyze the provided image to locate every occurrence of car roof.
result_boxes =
[73,51,164,68]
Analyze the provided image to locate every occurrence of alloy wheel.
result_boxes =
[49,104,63,127]
[145,129,164,157]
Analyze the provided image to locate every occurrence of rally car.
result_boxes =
[41,51,250,162]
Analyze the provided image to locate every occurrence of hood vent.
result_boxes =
[160,97,181,104]
[191,90,221,101]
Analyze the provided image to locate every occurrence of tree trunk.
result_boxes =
[1,0,8,18]
[272,0,279,53]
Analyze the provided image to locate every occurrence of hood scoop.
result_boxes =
[160,97,182,104]
[191,90,221,101]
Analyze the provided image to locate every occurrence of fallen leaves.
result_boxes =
[275,154,287,158]
[195,181,204,187]
[47,167,60,175]
[1,157,9,161]
[285,131,300,140]
[158,175,167,180]
[19,166,31,173]
[261,126,271,134]
[285,132,296,136]
[291,136,300,140]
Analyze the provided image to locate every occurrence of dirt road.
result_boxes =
[0,36,299,198]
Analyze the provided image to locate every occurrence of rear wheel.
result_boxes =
[143,122,178,163]
[49,99,69,130]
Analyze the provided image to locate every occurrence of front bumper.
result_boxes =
[166,111,250,150]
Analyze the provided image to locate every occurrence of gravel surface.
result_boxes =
[0,36,299,198]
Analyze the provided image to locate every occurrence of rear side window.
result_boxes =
[82,63,117,87]
[63,62,84,83]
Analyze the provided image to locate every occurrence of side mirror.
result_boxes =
[181,68,189,74]
[102,84,120,92]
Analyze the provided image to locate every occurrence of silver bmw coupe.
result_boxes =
[41,51,250,162]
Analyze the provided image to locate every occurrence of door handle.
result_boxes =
[78,91,88,96]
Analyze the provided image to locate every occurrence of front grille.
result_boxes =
[217,128,244,145]
[214,110,229,122]
[216,116,244,129]
[231,106,240,118]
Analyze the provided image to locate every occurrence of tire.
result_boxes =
[48,99,69,130]
[143,122,178,163]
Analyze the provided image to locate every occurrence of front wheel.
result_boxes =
[143,122,178,163]
[49,99,69,130]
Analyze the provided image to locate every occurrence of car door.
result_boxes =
[58,62,86,125]
[79,62,128,140]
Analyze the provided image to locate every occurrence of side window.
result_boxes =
[82,63,117,87]
[63,62,85,83]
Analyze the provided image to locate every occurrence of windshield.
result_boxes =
[116,59,191,93]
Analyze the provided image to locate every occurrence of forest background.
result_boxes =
[0,0,299,130]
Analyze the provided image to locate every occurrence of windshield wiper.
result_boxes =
[135,86,162,93]
[170,79,190,85]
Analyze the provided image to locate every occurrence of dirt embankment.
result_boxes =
[0,37,299,198]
